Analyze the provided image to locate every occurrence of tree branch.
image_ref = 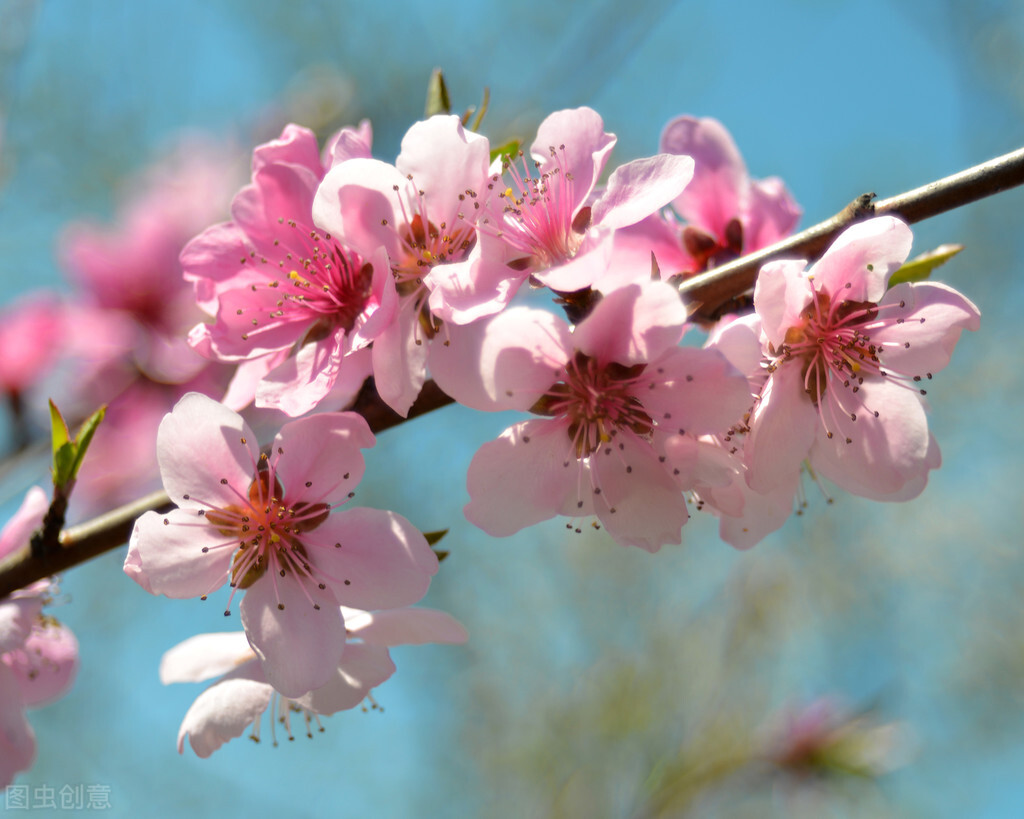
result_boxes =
[0,379,455,599]
[1,145,1022,598]
[678,145,1024,322]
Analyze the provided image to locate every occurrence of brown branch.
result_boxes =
[0,378,455,599]
[679,145,1024,322]
[2,145,1024,598]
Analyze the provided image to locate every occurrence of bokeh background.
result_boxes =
[1,0,1023,816]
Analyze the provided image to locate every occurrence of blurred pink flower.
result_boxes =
[0,487,79,787]
[59,134,244,384]
[610,115,800,282]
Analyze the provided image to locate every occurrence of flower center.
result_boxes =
[204,469,329,590]
[777,291,881,405]
[238,218,377,342]
[483,146,587,271]
[530,351,653,458]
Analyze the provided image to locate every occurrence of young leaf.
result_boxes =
[69,404,107,483]
[888,243,964,287]
[490,139,522,165]
[48,399,70,462]
[425,68,451,117]
[53,441,77,488]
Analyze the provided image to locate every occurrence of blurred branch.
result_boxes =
[0,378,454,598]
[679,145,1024,321]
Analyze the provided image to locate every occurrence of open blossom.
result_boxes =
[744,216,980,499]
[0,488,79,787]
[183,123,390,416]
[610,115,800,284]
[161,605,467,758]
[431,280,752,551]
[126,393,438,698]
[433,106,693,312]
[312,114,493,415]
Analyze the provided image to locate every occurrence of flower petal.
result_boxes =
[157,393,258,509]
[6,621,79,707]
[177,674,272,758]
[270,411,374,506]
[592,153,694,231]
[159,632,255,684]
[872,282,981,376]
[294,643,395,716]
[310,509,438,610]
[745,361,819,493]
[810,216,912,302]
[590,430,689,552]
[127,509,232,599]
[465,419,579,537]
[0,664,35,787]
[344,607,469,645]
[240,575,345,699]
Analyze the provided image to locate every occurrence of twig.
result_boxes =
[0,379,454,599]
[678,145,1024,322]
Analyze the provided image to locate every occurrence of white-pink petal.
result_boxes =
[159,632,255,684]
[157,393,257,509]
[310,508,438,610]
[573,281,686,366]
[127,510,232,599]
[872,281,981,376]
[177,674,272,758]
[465,420,579,537]
[745,361,819,493]
[592,154,695,231]
[240,575,345,699]
[810,216,913,303]
[590,431,689,552]
[344,607,469,646]
[294,643,395,716]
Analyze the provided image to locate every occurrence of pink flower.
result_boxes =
[0,293,65,397]
[183,123,391,416]
[0,488,79,787]
[744,216,980,499]
[160,605,467,758]
[59,134,243,384]
[312,114,492,414]
[610,115,800,282]
[431,280,752,551]
[444,107,692,306]
[126,393,439,697]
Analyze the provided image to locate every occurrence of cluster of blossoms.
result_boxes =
[0,489,79,787]
[0,101,980,771]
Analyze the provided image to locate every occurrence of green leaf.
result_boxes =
[422,528,449,547]
[69,404,107,482]
[48,399,70,462]
[425,68,451,117]
[53,441,77,488]
[489,139,521,165]
[888,243,963,287]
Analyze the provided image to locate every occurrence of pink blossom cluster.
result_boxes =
[0,489,79,787]
[0,101,982,773]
